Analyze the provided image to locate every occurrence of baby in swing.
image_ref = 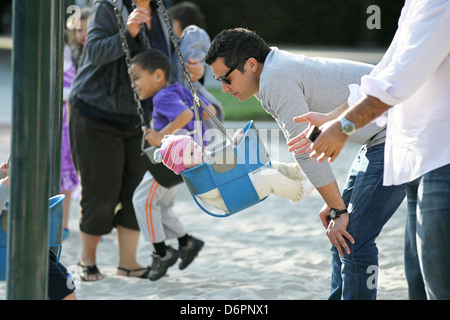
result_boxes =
[154,133,314,211]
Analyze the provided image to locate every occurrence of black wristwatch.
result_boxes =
[329,208,348,219]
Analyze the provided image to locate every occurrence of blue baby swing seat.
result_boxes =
[181,120,271,217]
[0,194,65,281]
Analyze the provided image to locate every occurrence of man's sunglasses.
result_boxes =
[213,62,240,85]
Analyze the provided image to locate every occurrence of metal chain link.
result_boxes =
[113,0,232,145]
[155,0,205,149]
[130,1,151,50]
[113,0,147,133]
[155,0,233,144]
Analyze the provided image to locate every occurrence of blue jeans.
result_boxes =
[404,163,450,300]
[329,144,405,300]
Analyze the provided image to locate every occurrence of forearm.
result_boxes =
[316,181,346,210]
[201,104,217,120]
[327,100,349,119]
[343,95,392,129]
[86,2,139,65]
[159,109,193,137]
[147,110,193,146]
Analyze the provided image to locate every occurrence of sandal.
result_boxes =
[78,262,104,281]
[117,266,151,279]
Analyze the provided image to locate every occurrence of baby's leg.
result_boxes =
[253,163,313,202]
[197,188,228,211]
[271,161,304,181]
[272,161,314,201]
[252,169,301,201]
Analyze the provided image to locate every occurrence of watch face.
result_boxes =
[340,117,356,135]
[344,123,353,132]
[330,209,337,219]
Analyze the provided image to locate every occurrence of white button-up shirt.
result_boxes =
[359,0,450,186]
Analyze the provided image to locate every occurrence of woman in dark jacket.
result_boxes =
[69,0,203,281]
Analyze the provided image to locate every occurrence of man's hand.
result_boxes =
[307,95,392,163]
[318,204,355,258]
[287,111,331,154]
[289,111,349,163]
[309,119,349,163]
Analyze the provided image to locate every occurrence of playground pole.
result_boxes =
[7,0,60,299]
[49,0,64,196]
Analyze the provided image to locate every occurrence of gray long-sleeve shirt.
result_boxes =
[255,48,385,188]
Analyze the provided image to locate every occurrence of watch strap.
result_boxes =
[329,208,348,219]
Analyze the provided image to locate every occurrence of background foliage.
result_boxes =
[171,0,404,48]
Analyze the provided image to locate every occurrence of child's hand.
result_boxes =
[0,162,9,187]
[0,176,10,187]
[0,162,7,176]
[145,129,164,147]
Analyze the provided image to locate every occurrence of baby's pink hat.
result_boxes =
[158,135,193,174]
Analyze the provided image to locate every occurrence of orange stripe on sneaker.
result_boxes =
[145,180,158,243]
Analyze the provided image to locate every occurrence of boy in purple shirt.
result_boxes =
[130,49,216,281]
[147,80,212,147]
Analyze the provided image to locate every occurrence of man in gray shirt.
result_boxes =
[205,28,405,300]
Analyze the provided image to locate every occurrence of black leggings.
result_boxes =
[70,108,146,235]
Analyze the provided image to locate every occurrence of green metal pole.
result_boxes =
[7,0,53,299]
[49,0,64,196]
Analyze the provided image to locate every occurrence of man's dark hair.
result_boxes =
[205,28,271,71]
[168,1,206,30]
[131,49,171,80]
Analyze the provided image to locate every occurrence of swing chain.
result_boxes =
[155,0,204,150]
[113,0,148,133]
[155,0,234,145]
[113,0,232,145]
[129,1,151,50]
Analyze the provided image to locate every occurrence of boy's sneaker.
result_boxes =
[179,236,205,270]
[149,246,179,281]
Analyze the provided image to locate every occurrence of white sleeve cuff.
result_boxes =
[361,75,399,106]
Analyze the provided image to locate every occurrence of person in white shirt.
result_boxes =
[292,0,450,299]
